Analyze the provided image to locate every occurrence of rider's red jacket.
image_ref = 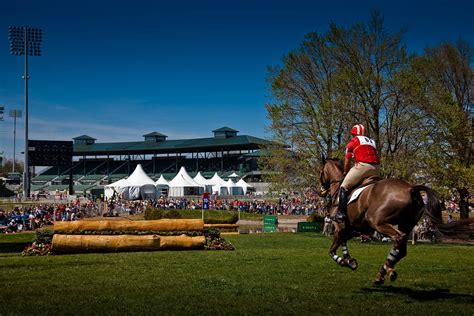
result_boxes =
[345,136,380,164]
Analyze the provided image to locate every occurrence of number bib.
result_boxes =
[356,136,376,148]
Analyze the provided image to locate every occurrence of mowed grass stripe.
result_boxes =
[0,233,473,315]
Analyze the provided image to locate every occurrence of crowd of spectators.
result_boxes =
[107,193,465,217]
[413,217,436,242]
[146,195,324,216]
[0,199,100,233]
[1,192,466,235]
[0,195,327,228]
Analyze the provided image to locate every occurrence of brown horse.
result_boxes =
[319,158,473,285]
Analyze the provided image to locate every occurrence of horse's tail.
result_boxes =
[411,185,473,239]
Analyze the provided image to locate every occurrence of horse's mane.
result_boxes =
[326,158,343,171]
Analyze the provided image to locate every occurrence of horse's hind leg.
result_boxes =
[372,223,408,285]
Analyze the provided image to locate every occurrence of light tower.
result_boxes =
[8,26,43,199]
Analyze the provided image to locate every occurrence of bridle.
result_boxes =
[320,163,344,210]
[320,178,343,196]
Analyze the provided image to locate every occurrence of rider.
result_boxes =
[335,123,380,222]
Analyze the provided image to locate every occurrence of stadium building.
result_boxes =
[30,127,274,196]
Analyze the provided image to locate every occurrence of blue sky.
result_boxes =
[0,0,473,160]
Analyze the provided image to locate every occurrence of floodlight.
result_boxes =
[9,26,43,56]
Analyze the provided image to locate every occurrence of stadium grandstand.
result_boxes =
[30,127,276,196]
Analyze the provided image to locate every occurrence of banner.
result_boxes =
[203,192,210,210]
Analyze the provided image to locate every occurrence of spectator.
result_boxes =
[323,215,333,236]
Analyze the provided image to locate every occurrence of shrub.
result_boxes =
[22,243,52,256]
[35,229,54,245]
[164,209,182,219]
[144,208,164,220]
[22,230,54,257]
[204,228,235,250]
[204,213,238,224]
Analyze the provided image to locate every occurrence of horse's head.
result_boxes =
[319,158,343,197]
[319,161,330,197]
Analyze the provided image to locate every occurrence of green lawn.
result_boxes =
[0,233,473,315]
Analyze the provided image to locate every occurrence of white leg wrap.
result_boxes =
[342,244,349,257]
[386,248,400,263]
[332,254,344,265]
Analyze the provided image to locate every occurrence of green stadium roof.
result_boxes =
[73,134,275,156]
[73,135,97,140]
[143,132,167,137]
[212,127,239,133]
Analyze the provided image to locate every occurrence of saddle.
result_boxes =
[359,175,382,187]
[347,175,382,205]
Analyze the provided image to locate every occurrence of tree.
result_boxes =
[0,159,23,178]
[264,12,473,210]
[328,11,432,179]
[264,11,426,191]
[411,42,473,218]
[263,30,346,193]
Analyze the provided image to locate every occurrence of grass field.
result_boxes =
[0,232,473,315]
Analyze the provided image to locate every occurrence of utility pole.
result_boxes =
[9,110,22,173]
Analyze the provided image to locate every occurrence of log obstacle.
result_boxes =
[54,219,204,233]
[52,219,206,254]
[52,234,205,254]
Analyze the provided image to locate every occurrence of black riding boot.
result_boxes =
[336,188,349,222]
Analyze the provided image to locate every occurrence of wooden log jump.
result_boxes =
[54,219,204,233]
[52,219,206,254]
[52,234,205,254]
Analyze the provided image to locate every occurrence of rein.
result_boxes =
[321,178,343,191]
[320,160,346,211]
[322,177,344,209]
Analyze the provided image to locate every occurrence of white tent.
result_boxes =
[228,172,239,178]
[121,164,157,200]
[168,167,204,197]
[208,172,229,195]
[155,175,170,196]
[155,175,169,186]
[193,172,213,193]
[104,178,128,200]
[237,178,253,195]
[226,179,244,195]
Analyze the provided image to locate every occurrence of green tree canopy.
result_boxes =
[263,11,473,217]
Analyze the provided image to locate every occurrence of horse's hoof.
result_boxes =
[388,269,397,282]
[373,272,385,286]
[373,278,385,286]
[348,258,358,271]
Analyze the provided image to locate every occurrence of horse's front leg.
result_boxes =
[341,241,358,270]
[328,225,357,270]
